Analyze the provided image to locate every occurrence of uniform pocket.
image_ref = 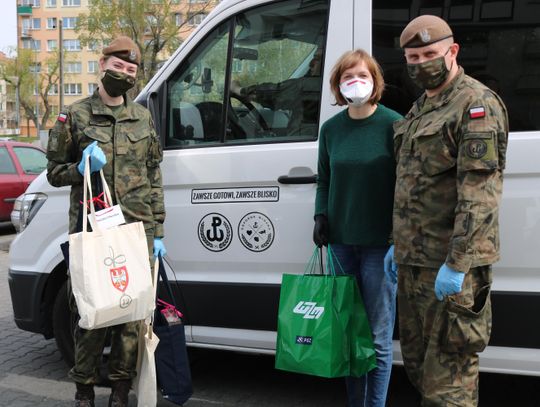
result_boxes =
[413,123,456,176]
[441,284,492,353]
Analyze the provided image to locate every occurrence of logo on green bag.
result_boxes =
[293,301,324,319]
[295,336,313,345]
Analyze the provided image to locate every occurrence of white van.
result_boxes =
[8,0,540,375]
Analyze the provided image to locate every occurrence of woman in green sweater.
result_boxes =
[313,49,402,407]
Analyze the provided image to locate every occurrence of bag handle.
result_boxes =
[326,245,345,276]
[156,256,179,310]
[82,155,114,233]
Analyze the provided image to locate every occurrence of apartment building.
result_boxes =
[16,0,216,135]
[0,51,18,135]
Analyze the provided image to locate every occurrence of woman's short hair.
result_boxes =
[330,49,385,106]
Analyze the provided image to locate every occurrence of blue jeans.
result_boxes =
[330,244,397,407]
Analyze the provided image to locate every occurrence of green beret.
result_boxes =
[400,15,453,48]
[103,36,141,66]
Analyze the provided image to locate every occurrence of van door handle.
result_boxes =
[277,174,317,184]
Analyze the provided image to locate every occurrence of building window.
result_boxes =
[47,40,57,51]
[63,39,81,51]
[188,0,206,3]
[87,40,99,51]
[48,84,58,95]
[88,83,98,94]
[88,61,98,73]
[20,0,40,7]
[63,17,78,29]
[65,62,82,73]
[47,17,57,29]
[22,39,40,51]
[64,83,82,95]
[188,13,207,26]
[46,0,57,6]
[174,13,182,27]
[31,18,41,30]
[62,0,81,6]
[232,59,242,73]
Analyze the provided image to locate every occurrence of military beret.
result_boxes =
[400,15,453,48]
[102,36,141,66]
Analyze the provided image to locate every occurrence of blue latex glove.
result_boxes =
[153,238,167,258]
[383,245,398,283]
[77,141,107,175]
[434,264,465,301]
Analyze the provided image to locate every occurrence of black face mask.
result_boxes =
[101,69,136,97]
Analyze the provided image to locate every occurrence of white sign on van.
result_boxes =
[191,187,279,204]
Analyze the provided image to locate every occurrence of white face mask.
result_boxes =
[339,78,373,107]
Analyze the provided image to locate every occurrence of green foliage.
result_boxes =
[76,0,216,92]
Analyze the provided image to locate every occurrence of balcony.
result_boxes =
[17,6,32,15]
[20,29,32,38]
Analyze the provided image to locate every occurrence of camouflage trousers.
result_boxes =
[68,227,155,385]
[397,264,492,407]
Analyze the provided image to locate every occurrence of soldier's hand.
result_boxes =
[434,264,465,301]
[153,238,167,258]
[89,144,106,173]
[384,245,398,283]
[77,141,107,175]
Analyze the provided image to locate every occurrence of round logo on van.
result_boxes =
[198,213,233,252]
[238,212,274,252]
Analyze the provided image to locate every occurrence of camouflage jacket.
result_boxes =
[393,68,508,273]
[46,91,165,237]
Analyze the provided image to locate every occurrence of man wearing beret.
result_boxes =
[383,15,508,406]
[46,35,166,406]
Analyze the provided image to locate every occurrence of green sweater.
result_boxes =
[315,104,402,246]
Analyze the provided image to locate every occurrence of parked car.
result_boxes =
[7,0,540,376]
[0,140,46,223]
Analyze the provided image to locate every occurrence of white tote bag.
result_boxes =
[69,156,154,330]
[134,259,160,407]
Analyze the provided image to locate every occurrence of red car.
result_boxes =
[0,140,47,222]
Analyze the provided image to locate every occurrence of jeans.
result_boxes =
[330,244,397,407]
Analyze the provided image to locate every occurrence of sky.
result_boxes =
[0,2,18,55]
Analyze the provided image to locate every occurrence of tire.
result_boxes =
[53,281,76,367]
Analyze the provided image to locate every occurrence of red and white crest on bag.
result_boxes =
[110,265,129,292]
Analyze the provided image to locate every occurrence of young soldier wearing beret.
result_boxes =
[383,15,508,406]
[46,36,166,407]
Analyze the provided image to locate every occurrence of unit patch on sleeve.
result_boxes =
[57,113,68,123]
[469,106,485,119]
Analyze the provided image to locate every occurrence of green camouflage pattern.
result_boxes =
[393,68,508,273]
[46,91,165,237]
[398,264,492,406]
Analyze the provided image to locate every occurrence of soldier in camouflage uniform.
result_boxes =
[46,36,166,407]
[383,15,508,406]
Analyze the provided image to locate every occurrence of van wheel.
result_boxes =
[53,281,76,367]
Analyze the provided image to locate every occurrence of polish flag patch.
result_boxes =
[57,113,67,123]
[469,106,485,119]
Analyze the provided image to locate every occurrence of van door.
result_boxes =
[153,0,352,350]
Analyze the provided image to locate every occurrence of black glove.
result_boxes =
[313,214,329,247]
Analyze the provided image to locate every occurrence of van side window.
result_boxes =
[373,1,540,132]
[165,0,329,149]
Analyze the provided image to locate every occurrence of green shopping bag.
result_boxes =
[326,247,377,377]
[275,247,375,378]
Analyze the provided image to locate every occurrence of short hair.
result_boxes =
[329,49,385,106]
